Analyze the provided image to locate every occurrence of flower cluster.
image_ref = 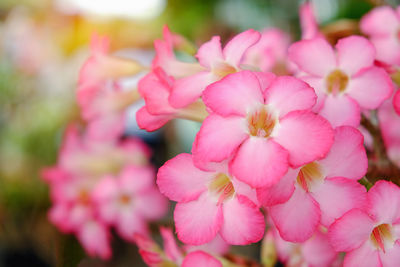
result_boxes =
[42,35,167,259]
[46,2,400,266]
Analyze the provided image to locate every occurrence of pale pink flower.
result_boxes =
[242,28,291,73]
[92,166,168,241]
[258,126,368,242]
[193,70,334,187]
[264,224,339,267]
[329,181,400,266]
[157,153,265,245]
[77,219,112,260]
[137,67,208,132]
[169,29,261,108]
[360,6,400,65]
[289,36,393,127]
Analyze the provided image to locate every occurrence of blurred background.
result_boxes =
[0,0,397,266]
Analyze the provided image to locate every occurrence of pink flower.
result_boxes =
[182,251,222,267]
[258,126,368,242]
[169,29,261,108]
[77,220,112,260]
[289,36,393,127]
[264,224,339,267]
[360,6,400,65]
[157,153,265,245]
[394,89,400,116]
[328,181,400,266]
[137,67,208,132]
[92,166,168,241]
[242,28,291,73]
[193,70,334,187]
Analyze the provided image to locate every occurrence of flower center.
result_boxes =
[212,62,237,78]
[119,194,131,205]
[370,224,395,252]
[78,189,91,205]
[247,108,276,138]
[326,69,349,95]
[296,162,324,192]
[209,173,235,204]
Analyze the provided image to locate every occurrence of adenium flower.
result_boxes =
[92,165,168,242]
[289,36,393,127]
[258,126,368,242]
[169,29,261,108]
[136,67,208,131]
[157,153,265,245]
[329,181,400,266]
[193,70,334,187]
[360,6,400,65]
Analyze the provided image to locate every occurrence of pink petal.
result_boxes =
[264,76,316,118]
[196,36,224,69]
[182,251,222,267]
[288,38,336,76]
[302,230,338,267]
[157,153,210,202]
[253,71,276,92]
[77,221,111,260]
[274,110,334,167]
[394,90,400,115]
[318,95,361,127]
[343,241,382,267]
[135,188,168,220]
[319,126,368,180]
[301,76,327,112]
[220,195,265,245]
[223,29,261,67]
[256,167,297,206]
[230,138,289,188]
[360,6,399,36]
[367,180,400,223]
[136,106,173,132]
[312,177,367,227]
[371,37,400,65]
[336,36,375,75]
[169,71,215,108]
[160,227,183,262]
[116,211,148,241]
[270,188,321,242]
[346,66,394,109]
[328,209,375,252]
[174,193,223,245]
[203,71,264,117]
[192,115,248,165]
[380,242,400,266]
